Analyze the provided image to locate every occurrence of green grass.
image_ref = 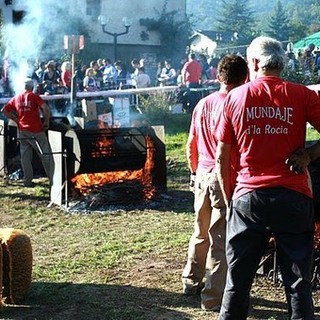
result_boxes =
[164,114,190,188]
[307,126,320,141]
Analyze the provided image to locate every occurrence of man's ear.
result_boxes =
[253,58,259,72]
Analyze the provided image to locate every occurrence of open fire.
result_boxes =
[48,124,166,208]
[71,136,156,200]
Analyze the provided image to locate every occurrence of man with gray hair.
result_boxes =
[2,79,53,187]
[215,36,320,319]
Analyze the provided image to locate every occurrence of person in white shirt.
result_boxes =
[136,67,151,88]
[158,59,177,86]
[102,59,117,87]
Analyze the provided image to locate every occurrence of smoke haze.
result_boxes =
[4,0,80,93]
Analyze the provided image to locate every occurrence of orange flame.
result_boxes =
[92,135,113,157]
[71,136,156,199]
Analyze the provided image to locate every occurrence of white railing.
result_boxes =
[0,85,179,104]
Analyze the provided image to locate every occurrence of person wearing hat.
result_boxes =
[1,79,53,187]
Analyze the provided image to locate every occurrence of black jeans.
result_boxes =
[219,187,315,320]
[186,83,201,113]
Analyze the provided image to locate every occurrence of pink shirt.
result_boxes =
[189,91,227,173]
[216,76,320,199]
[3,91,45,132]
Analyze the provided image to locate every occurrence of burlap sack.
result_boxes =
[0,228,33,304]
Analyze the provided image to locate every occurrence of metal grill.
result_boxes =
[48,124,166,207]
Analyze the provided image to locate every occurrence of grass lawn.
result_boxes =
[0,114,319,320]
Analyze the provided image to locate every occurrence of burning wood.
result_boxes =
[71,136,156,201]
[80,181,147,207]
[92,135,113,157]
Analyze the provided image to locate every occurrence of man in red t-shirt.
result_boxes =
[182,53,202,86]
[181,55,248,312]
[2,79,53,187]
[215,36,320,319]
[181,53,203,113]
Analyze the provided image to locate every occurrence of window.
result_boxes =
[86,0,100,17]
[12,10,25,24]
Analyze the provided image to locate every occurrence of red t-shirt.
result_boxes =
[216,76,320,199]
[182,60,202,84]
[61,70,72,88]
[3,91,45,132]
[189,91,227,173]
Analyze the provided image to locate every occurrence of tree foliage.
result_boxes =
[266,1,290,41]
[139,0,192,59]
[188,0,320,44]
[215,0,256,45]
[188,0,220,30]
[286,0,320,40]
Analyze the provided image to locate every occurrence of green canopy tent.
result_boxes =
[293,31,320,51]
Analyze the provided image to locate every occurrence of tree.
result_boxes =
[187,0,220,30]
[266,1,290,41]
[215,0,256,45]
[139,1,192,61]
[286,0,320,39]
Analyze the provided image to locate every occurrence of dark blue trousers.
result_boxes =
[218,187,315,320]
[186,83,201,113]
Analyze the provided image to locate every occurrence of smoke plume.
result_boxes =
[4,0,81,93]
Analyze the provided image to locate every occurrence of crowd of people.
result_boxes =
[0,53,221,98]
[286,44,320,83]
[0,43,320,99]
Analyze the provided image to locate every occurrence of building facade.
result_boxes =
[0,0,187,79]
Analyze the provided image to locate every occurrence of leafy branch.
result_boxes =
[139,0,191,58]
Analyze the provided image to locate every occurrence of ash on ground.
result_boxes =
[65,184,191,214]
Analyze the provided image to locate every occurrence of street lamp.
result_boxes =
[98,15,131,61]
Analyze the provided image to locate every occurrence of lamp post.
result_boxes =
[99,15,131,61]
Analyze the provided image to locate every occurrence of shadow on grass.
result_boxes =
[0,191,49,202]
[1,282,200,320]
[2,281,310,320]
[155,189,194,213]
[250,296,320,319]
[0,179,49,202]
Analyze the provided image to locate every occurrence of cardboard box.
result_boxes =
[110,97,130,127]
[81,99,97,121]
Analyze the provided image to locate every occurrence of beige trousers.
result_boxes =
[182,172,227,308]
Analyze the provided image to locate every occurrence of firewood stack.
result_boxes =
[0,228,33,305]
